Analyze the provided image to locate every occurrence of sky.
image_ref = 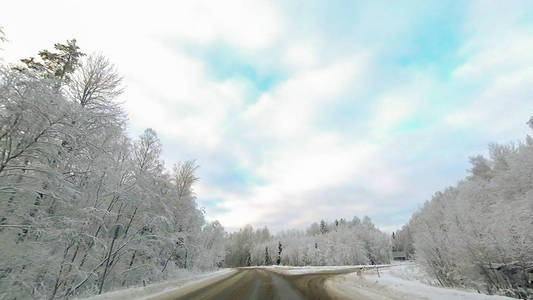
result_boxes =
[1,0,533,232]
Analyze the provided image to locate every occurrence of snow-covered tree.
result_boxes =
[0,40,222,299]
[226,216,391,268]
[404,122,533,298]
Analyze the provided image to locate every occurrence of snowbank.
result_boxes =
[79,269,235,300]
[327,262,515,300]
[250,264,389,275]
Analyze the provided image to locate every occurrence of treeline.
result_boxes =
[393,126,533,299]
[0,40,225,299]
[225,216,391,267]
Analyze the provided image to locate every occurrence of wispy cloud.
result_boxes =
[2,0,532,232]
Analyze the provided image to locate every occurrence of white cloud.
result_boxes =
[370,80,429,136]
[283,39,320,70]
[242,54,370,139]
[447,2,533,139]
[446,68,533,139]
[453,30,533,81]
[3,0,532,234]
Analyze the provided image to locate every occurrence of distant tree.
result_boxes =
[306,222,320,236]
[362,216,373,228]
[230,217,391,268]
[0,26,6,43]
[276,241,282,265]
[264,247,272,265]
[468,155,493,180]
[391,232,397,251]
[319,220,328,234]
[258,226,271,243]
[0,26,6,54]
[246,253,252,267]
[339,218,346,227]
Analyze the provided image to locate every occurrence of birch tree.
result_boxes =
[1,40,222,299]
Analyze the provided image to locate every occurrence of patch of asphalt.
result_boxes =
[267,270,306,300]
[153,268,305,300]
[144,267,384,300]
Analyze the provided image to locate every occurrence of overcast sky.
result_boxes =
[2,0,532,232]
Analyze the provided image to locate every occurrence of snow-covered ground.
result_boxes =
[79,264,518,300]
[253,264,390,275]
[79,269,235,300]
[326,262,515,300]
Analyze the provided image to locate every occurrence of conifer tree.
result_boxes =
[14,39,85,83]
[276,241,282,265]
[264,247,272,265]
[319,220,328,234]
[246,253,252,267]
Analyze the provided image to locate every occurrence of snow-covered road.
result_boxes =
[83,263,516,299]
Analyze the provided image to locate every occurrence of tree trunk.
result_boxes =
[121,250,137,286]
[98,225,120,294]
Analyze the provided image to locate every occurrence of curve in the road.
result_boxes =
[168,269,305,300]
[148,267,368,300]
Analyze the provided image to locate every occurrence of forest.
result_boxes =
[225,217,390,268]
[393,132,533,298]
[1,37,531,299]
[0,39,227,299]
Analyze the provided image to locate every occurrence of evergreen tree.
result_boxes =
[246,253,252,267]
[319,220,328,234]
[14,39,85,83]
[264,247,272,265]
[276,241,282,265]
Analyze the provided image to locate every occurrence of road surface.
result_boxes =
[148,267,365,300]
